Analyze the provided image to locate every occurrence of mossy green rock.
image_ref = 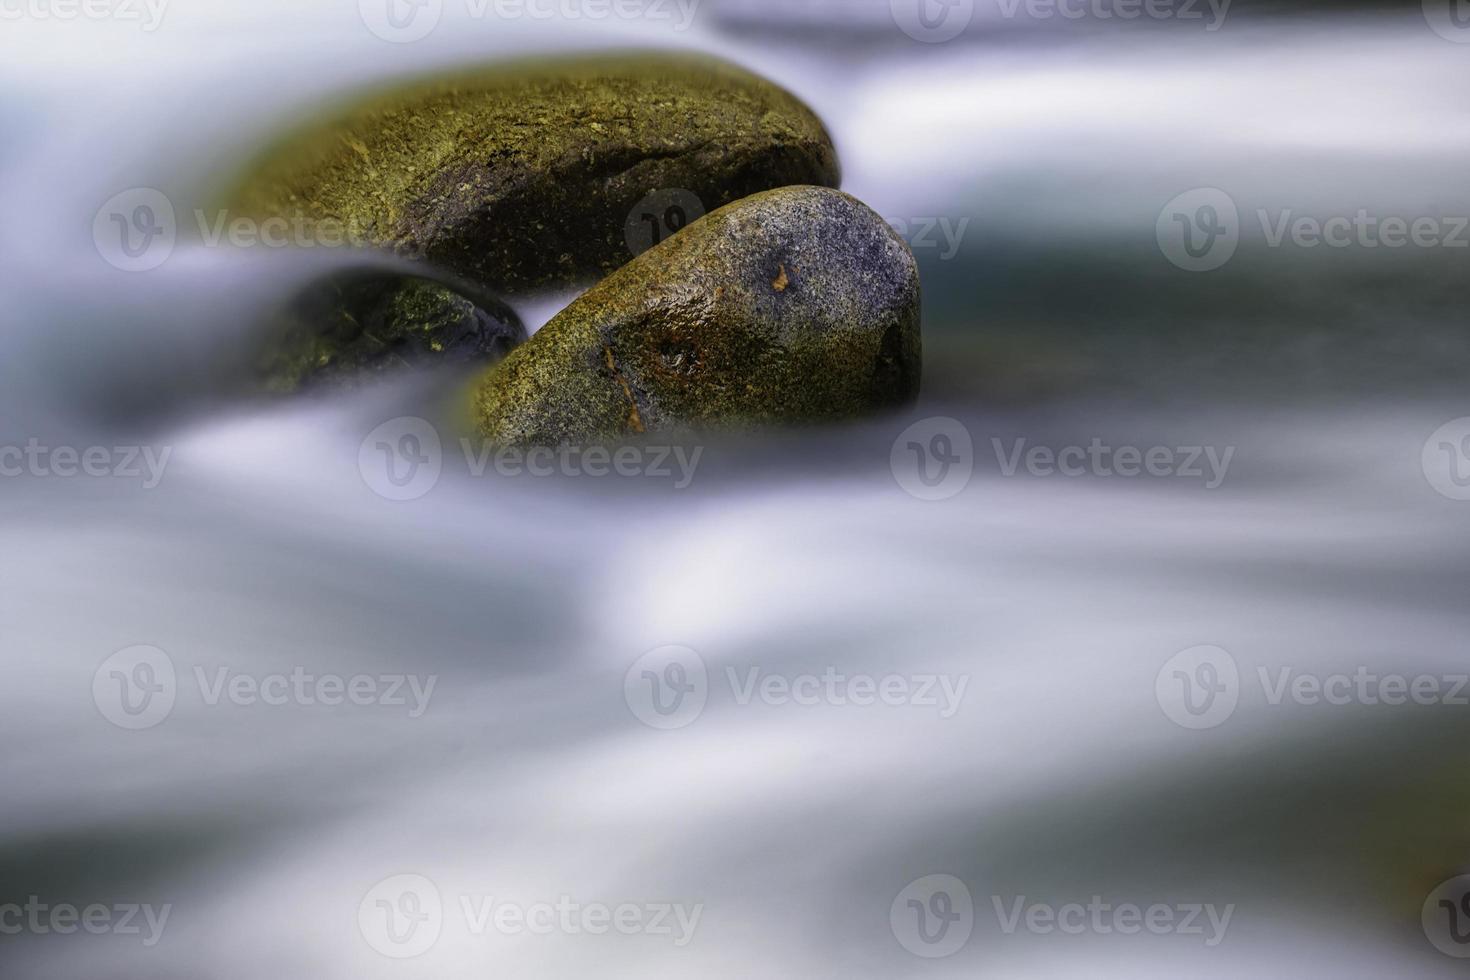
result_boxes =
[223,53,840,295]
[258,268,525,393]
[471,186,921,445]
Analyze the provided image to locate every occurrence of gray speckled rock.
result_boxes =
[470,186,921,445]
[257,267,525,393]
[222,53,840,295]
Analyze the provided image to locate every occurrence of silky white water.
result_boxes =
[3,3,1469,976]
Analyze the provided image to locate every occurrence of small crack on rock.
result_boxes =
[603,346,646,433]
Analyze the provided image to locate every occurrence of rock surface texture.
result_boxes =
[225,53,841,295]
[471,186,922,446]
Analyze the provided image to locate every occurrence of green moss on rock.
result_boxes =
[471,186,922,446]
[223,52,841,295]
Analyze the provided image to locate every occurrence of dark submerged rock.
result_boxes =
[258,268,525,393]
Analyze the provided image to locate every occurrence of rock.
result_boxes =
[223,53,840,295]
[470,186,921,445]
[257,267,525,393]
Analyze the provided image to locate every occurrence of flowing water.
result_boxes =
[3,2,1470,976]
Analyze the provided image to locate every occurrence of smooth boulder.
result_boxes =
[223,53,840,294]
[470,186,922,445]
[257,267,525,393]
